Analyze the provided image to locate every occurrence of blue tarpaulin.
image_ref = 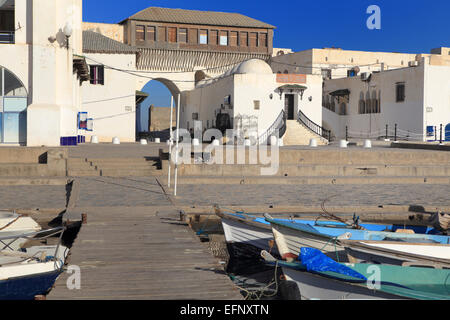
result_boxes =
[299,248,367,281]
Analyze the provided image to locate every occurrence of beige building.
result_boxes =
[270,47,448,80]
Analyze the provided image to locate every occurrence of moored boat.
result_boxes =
[261,249,450,300]
[265,215,450,267]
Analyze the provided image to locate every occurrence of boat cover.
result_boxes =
[299,248,367,281]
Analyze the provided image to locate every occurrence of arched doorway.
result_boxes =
[0,66,28,145]
[138,78,181,141]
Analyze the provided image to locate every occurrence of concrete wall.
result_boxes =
[81,53,137,143]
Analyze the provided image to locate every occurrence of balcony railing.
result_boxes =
[0,31,14,44]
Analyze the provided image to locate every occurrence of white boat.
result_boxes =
[0,211,42,252]
[0,232,69,300]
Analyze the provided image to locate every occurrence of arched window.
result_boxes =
[283,70,289,74]
[371,91,378,113]
[0,66,28,144]
[365,91,371,114]
[339,102,347,116]
[330,96,335,112]
[359,92,365,114]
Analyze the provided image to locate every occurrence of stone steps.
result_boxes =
[283,120,328,146]
[99,168,160,177]
[158,175,450,185]
[176,163,450,177]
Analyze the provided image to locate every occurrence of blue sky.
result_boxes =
[83,0,449,130]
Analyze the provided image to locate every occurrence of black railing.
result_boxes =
[258,109,286,145]
[0,31,14,44]
[298,109,332,142]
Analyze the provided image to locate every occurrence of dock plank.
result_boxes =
[48,206,242,300]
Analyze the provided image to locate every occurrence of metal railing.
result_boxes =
[258,109,286,145]
[0,31,14,44]
[298,109,332,141]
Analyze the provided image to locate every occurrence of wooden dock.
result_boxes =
[48,206,242,300]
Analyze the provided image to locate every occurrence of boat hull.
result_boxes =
[0,270,61,300]
[281,267,402,300]
[221,217,279,256]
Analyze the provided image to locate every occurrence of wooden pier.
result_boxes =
[48,206,242,300]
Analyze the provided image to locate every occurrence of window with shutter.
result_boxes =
[168,27,177,43]
[136,25,145,41]
[240,32,248,47]
[179,28,187,43]
[219,31,228,46]
[158,26,166,42]
[146,26,155,41]
[229,31,238,46]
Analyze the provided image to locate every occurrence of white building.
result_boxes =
[322,55,450,141]
[0,0,86,146]
[180,59,326,145]
[81,30,139,143]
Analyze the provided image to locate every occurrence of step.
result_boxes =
[100,168,160,177]
[158,175,450,185]
[176,163,450,177]
[67,169,100,177]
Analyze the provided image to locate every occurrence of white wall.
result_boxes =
[423,63,450,140]
[82,53,137,143]
[323,64,427,140]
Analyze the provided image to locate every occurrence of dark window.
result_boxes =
[249,32,258,47]
[210,30,218,45]
[158,26,166,42]
[199,29,208,44]
[396,83,405,102]
[179,28,187,43]
[229,31,238,46]
[90,65,104,85]
[146,26,155,41]
[240,32,248,47]
[259,33,268,47]
[321,68,332,80]
[136,25,145,41]
[168,27,177,43]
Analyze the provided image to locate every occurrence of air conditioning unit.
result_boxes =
[361,72,371,81]
[408,61,419,67]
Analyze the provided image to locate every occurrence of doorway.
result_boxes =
[285,94,295,120]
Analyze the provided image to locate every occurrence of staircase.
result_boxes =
[283,120,329,146]
[67,158,161,177]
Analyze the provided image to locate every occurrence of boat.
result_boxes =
[265,214,450,267]
[261,248,450,300]
[0,211,42,252]
[0,227,69,300]
[214,206,442,261]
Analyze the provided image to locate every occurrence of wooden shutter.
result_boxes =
[259,33,267,47]
[240,32,248,47]
[249,32,258,47]
[210,30,218,45]
[147,26,155,41]
[168,27,177,43]
[230,31,238,46]
[136,25,145,41]
[179,28,187,43]
[158,26,166,42]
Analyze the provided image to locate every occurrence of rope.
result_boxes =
[231,261,280,300]
[0,214,22,232]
